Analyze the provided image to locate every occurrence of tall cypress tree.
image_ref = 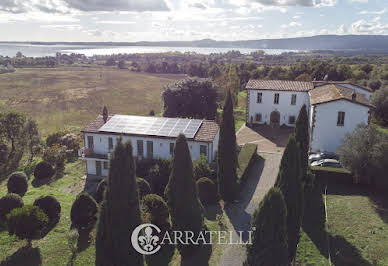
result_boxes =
[245,187,288,266]
[165,134,204,256]
[95,139,143,266]
[217,90,238,202]
[295,104,309,175]
[227,65,240,106]
[275,135,304,262]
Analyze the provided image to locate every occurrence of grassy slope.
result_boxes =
[0,67,185,135]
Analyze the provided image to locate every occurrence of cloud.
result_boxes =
[189,3,207,9]
[350,17,388,34]
[281,21,302,28]
[359,8,386,15]
[246,0,336,7]
[63,0,169,12]
[96,20,136,24]
[40,24,82,30]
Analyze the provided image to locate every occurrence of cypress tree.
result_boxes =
[217,90,238,202]
[245,187,288,266]
[275,135,304,262]
[294,104,309,175]
[95,139,143,266]
[227,65,240,106]
[165,134,204,256]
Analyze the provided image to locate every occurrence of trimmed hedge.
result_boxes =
[311,166,353,185]
[141,194,170,224]
[196,177,218,205]
[7,172,28,196]
[33,196,61,225]
[70,193,98,232]
[0,193,24,222]
[34,161,55,180]
[95,178,107,203]
[136,178,151,200]
[237,143,258,184]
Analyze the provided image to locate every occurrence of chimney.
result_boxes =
[102,106,108,123]
[351,90,356,101]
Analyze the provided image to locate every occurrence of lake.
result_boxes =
[0,43,298,57]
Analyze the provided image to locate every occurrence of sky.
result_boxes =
[0,0,387,42]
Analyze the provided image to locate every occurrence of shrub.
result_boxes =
[193,155,214,181]
[34,161,55,180]
[33,196,61,225]
[237,143,258,184]
[6,205,48,244]
[196,177,218,205]
[311,166,352,185]
[7,171,28,196]
[371,86,388,125]
[137,178,151,200]
[137,158,171,197]
[43,144,66,174]
[141,194,170,224]
[71,193,98,232]
[0,193,24,222]
[46,131,66,147]
[95,178,107,203]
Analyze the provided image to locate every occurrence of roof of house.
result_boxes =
[312,81,373,92]
[246,80,314,92]
[309,84,373,108]
[81,115,219,142]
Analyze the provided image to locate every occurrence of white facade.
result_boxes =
[247,90,310,127]
[310,100,369,153]
[81,131,219,177]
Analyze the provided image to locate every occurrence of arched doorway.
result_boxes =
[270,110,280,128]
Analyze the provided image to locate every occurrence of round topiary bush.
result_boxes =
[70,193,98,232]
[95,178,107,203]
[33,195,61,225]
[34,161,55,180]
[141,194,169,224]
[196,177,218,205]
[137,178,151,200]
[7,171,28,196]
[0,193,24,222]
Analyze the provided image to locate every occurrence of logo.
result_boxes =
[131,223,161,255]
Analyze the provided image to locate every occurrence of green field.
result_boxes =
[0,67,186,135]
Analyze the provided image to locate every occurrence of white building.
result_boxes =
[79,114,219,177]
[245,80,373,153]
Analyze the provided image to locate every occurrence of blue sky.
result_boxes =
[0,0,387,41]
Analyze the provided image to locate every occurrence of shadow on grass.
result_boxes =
[180,241,212,266]
[77,229,92,252]
[203,202,223,221]
[329,235,371,266]
[369,192,388,225]
[0,246,42,266]
[224,157,264,242]
[31,177,52,188]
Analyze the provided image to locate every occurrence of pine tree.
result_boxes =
[164,134,204,256]
[294,104,309,175]
[245,187,288,266]
[95,139,143,266]
[217,90,238,202]
[275,135,304,262]
[227,64,240,106]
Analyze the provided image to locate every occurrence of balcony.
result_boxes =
[78,147,111,160]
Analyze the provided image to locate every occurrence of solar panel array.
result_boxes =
[98,115,203,139]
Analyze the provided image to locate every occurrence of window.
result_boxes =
[103,161,109,169]
[147,141,153,159]
[87,136,94,149]
[257,92,262,103]
[108,137,113,150]
[137,140,144,157]
[200,145,207,157]
[291,94,297,105]
[255,113,262,122]
[170,143,174,155]
[289,116,296,124]
[274,93,279,104]
[337,112,345,126]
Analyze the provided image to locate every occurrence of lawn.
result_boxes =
[296,183,388,265]
[0,67,186,135]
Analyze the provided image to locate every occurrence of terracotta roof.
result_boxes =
[246,80,313,92]
[194,120,219,142]
[82,115,219,142]
[309,84,373,108]
[313,81,372,92]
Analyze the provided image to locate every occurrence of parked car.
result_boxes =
[311,159,342,168]
[308,152,339,163]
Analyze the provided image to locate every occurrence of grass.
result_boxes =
[0,67,185,135]
[296,183,388,265]
[0,160,97,266]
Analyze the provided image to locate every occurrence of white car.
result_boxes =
[311,159,342,168]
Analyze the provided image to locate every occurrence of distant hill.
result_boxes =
[3,35,388,52]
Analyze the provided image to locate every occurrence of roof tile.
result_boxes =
[246,80,313,92]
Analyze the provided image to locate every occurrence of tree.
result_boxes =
[34,161,55,180]
[196,177,218,205]
[217,90,238,202]
[24,119,41,162]
[7,171,28,197]
[95,139,144,266]
[118,60,126,69]
[6,205,48,247]
[245,187,288,266]
[0,193,23,223]
[227,65,240,105]
[33,196,61,225]
[275,135,304,262]
[165,134,204,256]
[294,105,309,178]
[71,193,98,232]
[295,73,312,82]
[371,86,388,125]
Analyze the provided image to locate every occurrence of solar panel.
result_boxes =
[99,115,203,139]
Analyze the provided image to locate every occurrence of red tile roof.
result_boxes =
[81,115,113,133]
[312,81,372,92]
[246,80,313,92]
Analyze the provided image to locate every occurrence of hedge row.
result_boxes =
[237,143,258,184]
[311,166,353,185]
